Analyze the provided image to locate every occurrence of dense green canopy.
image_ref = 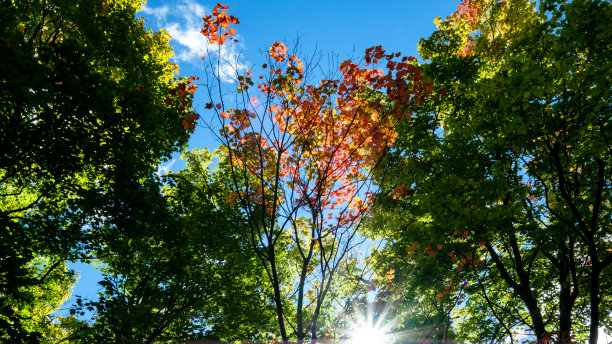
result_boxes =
[1,0,192,340]
[370,0,611,342]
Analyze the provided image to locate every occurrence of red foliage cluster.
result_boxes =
[360,46,432,116]
[197,0,435,250]
[452,0,483,56]
[388,184,411,199]
[269,42,288,62]
[454,0,481,23]
[201,3,239,45]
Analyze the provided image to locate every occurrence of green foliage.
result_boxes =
[61,149,276,342]
[165,149,278,342]
[371,0,611,342]
[0,0,192,340]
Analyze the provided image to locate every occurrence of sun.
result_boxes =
[348,310,392,344]
[350,322,390,344]
[344,299,396,344]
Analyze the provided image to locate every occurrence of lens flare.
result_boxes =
[350,320,390,344]
[346,302,393,344]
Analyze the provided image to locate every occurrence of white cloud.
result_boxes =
[165,21,206,61]
[140,0,246,82]
[140,4,169,22]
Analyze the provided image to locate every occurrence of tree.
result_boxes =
[371,0,611,342]
[62,149,277,343]
[166,149,279,343]
[198,4,432,342]
[0,0,196,340]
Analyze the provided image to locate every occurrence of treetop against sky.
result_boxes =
[70,0,460,315]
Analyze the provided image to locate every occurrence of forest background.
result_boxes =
[1,0,610,343]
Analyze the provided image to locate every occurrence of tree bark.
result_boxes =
[557,243,577,344]
[588,264,599,344]
[269,249,289,343]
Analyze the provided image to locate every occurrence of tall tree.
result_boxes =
[0,0,195,340]
[371,0,611,342]
[63,149,276,343]
[198,4,432,342]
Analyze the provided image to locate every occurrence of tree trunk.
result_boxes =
[269,249,289,342]
[485,240,547,341]
[557,245,573,344]
[588,263,600,344]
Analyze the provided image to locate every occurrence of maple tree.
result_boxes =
[371,0,611,343]
[198,4,432,341]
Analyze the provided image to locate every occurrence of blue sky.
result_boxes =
[142,0,461,63]
[70,0,460,316]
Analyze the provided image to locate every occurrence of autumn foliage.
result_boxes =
[212,42,432,230]
[201,3,239,45]
[199,4,433,341]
